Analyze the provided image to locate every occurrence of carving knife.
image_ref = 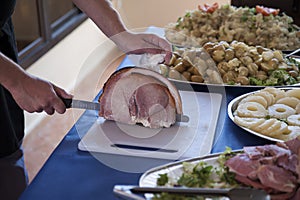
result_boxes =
[61,98,189,123]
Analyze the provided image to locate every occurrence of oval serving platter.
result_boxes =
[139,151,242,200]
[228,87,300,143]
[168,77,300,89]
[166,56,300,88]
[166,45,300,88]
[139,153,222,188]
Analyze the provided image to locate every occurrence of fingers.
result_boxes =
[54,85,73,99]
[44,107,55,115]
[136,34,172,63]
[164,51,172,64]
[52,85,73,114]
[124,32,172,55]
[11,75,73,115]
[35,84,72,115]
[147,33,172,53]
[36,95,66,115]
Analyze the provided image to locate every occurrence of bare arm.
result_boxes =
[72,0,172,61]
[0,53,72,115]
[72,0,126,39]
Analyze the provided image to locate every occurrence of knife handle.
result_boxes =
[60,98,72,109]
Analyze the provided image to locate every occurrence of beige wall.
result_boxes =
[112,0,230,30]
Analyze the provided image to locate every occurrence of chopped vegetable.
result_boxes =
[255,5,280,16]
[157,174,169,186]
[198,3,219,13]
[154,149,239,199]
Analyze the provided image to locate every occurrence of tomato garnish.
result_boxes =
[198,3,219,13]
[255,5,280,16]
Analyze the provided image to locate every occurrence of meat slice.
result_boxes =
[225,138,300,198]
[256,144,291,158]
[277,154,298,174]
[284,137,300,155]
[257,164,297,193]
[98,67,182,128]
[243,146,263,160]
[225,154,260,178]
[129,83,176,128]
[234,174,270,190]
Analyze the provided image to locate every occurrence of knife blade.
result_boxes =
[61,98,189,122]
[62,98,101,111]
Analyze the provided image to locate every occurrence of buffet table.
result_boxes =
[19,51,275,200]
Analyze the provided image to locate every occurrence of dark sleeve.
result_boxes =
[0,17,18,63]
[0,17,24,158]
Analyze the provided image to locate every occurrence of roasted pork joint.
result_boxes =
[98,67,182,128]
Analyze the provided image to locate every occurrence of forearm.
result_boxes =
[0,52,26,92]
[72,0,127,40]
[72,0,172,59]
[0,52,72,114]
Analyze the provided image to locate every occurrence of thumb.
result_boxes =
[53,85,73,99]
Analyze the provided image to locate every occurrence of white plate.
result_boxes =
[227,87,300,143]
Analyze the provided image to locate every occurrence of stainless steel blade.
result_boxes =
[71,99,100,111]
[69,99,189,122]
[176,114,189,122]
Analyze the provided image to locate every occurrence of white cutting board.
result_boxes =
[78,91,222,160]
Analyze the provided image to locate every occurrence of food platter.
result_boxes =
[138,138,300,199]
[164,3,300,51]
[133,45,300,88]
[228,92,283,142]
[168,77,300,88]
[140,152,227,185]
[228,87,300,142]
[163,45,300,87]
[133,51,300,89]
[117,136,300,200]
[139,151,241,200]
[161,3,300,88]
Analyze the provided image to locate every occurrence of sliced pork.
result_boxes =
[225,137,300,200]
[225,154,260,179]
[256,165,297,193]
[98,67,182,128]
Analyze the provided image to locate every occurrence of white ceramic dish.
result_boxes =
[168,78,300,88]
[227,87,300,143]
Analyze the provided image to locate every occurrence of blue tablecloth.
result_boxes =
[20,29,275,200]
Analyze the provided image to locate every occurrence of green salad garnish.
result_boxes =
[154,148,239,200]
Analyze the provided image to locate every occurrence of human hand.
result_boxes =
[112,32,172,64]
[9,74,73,115]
